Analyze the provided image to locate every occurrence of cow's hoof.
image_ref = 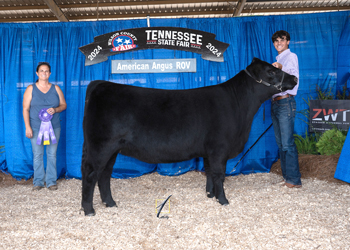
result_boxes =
[82,207,96,216]
[206,191,215,198]
[217,198,229,206]
[103,201,117,208]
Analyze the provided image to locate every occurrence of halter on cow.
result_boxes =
[244,68,285,92]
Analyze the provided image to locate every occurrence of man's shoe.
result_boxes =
[277,180,286,186]
[32,186,44,191]
[48,185,58,191]
[285,182,302,188]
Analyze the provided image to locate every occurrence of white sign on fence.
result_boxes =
[111,59,196,74]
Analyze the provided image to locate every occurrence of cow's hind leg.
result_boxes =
[204,158,215,198]
[207,155,229,206]
[81,157,98,216]
[98,153,118,208]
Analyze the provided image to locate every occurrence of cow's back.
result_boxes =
[83,81,236,163]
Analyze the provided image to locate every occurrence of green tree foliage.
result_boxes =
[316,129,346,155]
[294,130,320,155]
[316,85,334,100]
[336,83,350,100]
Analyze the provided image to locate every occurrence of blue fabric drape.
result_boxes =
[1,12,349,180]
[337,17,350,93]
[0,26,6,171]
[334,131,350,183]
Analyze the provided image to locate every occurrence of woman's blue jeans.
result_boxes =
[271,96,301,186]
[30,128,61,188]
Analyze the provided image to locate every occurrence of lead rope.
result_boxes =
[229,123,273,174]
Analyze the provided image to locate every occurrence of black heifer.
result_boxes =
[81,58,297,216]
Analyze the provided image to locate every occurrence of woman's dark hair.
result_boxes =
[36,62,51,73]
[271,30,290,43]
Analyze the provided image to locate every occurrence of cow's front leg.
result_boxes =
[81,162,98,216]
[212,171,229,205]
[98,154,117,208]
[203,158,215,198]
[207,155,229,206]
[206,175,215,198]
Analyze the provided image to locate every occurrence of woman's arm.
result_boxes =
[23,85,33,138]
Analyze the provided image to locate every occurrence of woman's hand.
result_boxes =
[47,107,56,115]
[25,127,33,138]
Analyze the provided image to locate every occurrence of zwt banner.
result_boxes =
[309,100,350,132]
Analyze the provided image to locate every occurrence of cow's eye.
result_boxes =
[268,70,276,76]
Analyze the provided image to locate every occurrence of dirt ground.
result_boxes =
[0,154,347,187]
[1,154,349,249]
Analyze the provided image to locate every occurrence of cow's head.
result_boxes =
[245,57,297,92]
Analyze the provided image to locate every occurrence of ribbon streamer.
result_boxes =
[36,108,57,145]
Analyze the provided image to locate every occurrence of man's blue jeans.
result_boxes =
[30,128,61,188]
[271,96,301,185]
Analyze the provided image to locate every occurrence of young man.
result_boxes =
[271,30,302,188]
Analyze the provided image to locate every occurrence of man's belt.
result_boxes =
[273,94,293,102]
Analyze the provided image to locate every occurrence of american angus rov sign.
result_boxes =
[112,59,196,74]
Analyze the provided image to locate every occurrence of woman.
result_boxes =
[23,62,67,191]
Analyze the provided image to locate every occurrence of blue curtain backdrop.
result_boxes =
[337,17,350,93]
[1,12,349,180]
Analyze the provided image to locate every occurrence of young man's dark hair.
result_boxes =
[271,30,290,43]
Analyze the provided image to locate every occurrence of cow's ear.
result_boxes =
[251,57,259,63]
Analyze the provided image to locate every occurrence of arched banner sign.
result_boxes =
[79,27,230,66]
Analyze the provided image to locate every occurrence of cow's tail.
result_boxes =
[84,80,105,105]
[82,80,105,168]
[83,80,105,119]
[81,141,87,169]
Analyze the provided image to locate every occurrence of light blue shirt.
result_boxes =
[272,49,299,98]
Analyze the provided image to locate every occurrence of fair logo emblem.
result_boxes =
[111,34,137,52]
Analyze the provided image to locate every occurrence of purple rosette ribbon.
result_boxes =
[36,108,57,145]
